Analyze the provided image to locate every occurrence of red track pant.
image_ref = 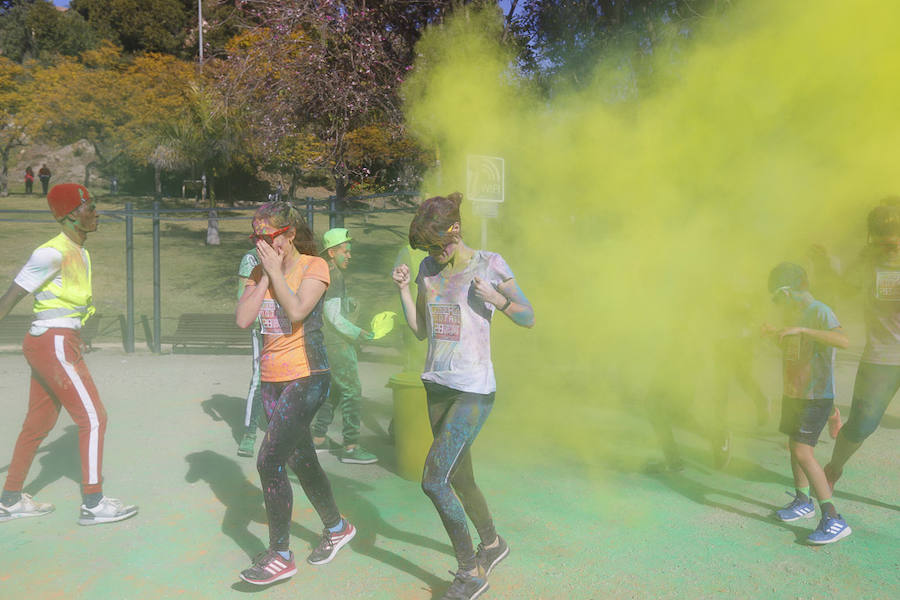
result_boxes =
[4,328,106,495]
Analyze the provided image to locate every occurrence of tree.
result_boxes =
[219,1,462,223]
[30,44,131,186]
[0,0,99,63]
[70,0,191,56]
[30,44,194,188]
[511,0,726,94]
[156,81,246,244]
[0,57,34,195]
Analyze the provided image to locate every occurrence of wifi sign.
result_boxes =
[466,155,505,203]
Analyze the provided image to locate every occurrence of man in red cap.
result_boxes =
[0,183,137,526]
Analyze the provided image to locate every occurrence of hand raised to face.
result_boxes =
[256,239,285,277]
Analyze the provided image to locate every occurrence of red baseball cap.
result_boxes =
[47,183,90,220]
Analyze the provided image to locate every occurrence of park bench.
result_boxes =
[157,313,404,360]
[0,314,101,350]
[160,313,250,352]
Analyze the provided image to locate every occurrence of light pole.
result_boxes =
[198,0,204,65]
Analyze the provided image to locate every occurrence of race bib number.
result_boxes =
[259,299,292,335]
[782,334,802,361]
[429,304,461,341]
[875,271,900,300]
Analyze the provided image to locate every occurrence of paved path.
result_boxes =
[0,348,897,599]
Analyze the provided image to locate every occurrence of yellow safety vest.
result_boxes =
[32,233,95,326]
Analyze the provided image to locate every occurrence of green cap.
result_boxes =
[322,228,352,252]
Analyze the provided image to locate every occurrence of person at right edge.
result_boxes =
[810,200,900,499]
[392,192,534,600]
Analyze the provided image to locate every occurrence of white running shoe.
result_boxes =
[0,493,55,522]
[78,496,138,526]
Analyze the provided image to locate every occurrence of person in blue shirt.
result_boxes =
[762,262,851,544]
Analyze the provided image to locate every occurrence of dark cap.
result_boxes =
[768,262,808,293]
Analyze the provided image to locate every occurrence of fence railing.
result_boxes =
[0,191,419,353]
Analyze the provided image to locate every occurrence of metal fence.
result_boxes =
[0,192,419,353]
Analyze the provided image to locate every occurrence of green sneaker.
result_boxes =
[339,445,378,464]
[237,432,256,457]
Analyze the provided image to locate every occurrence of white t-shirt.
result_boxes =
[416,251,514,394]
[15,245,88,333]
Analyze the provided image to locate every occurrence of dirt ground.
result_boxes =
[0,346,897,599]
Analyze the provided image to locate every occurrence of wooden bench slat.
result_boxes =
[161,313,251,349]
[0,314,101,348]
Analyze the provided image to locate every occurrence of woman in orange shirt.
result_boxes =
[236,202,355,586]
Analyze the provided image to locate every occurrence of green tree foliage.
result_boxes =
[0,0,99,63]
[70,0,191,56]
[31,44,195,187]
[0,56,35,195]
[218,0,478,207]
[511,0,726,94]
[156,81,248,243]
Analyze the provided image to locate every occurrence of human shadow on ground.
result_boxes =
[0,426,81,495]
[184,448,321,594]
[727,456,900,513]
[186,449,449,596]
[293,468,449,595]
[644,466,816,545]
[359,396,391,440]
[201,394,247,445]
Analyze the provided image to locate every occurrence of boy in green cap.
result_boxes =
[311,228,378,464]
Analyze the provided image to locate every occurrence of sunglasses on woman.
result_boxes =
[250,225,291,245]
[422,224,455,254]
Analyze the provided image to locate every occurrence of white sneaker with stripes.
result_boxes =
[0,493,54,522]
[78,496,138,526]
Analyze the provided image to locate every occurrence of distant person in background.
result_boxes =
[311,227,378,465]
[24,166,34,194]
[392,192,534,600]
[762,262,851,545]
[236,247,265,458]
[38,164,51,195]
[0,183,138,527]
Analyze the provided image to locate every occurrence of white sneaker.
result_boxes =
[78,496,138,526]
[0,493,54,522]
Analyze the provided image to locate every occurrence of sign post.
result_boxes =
[466,155,505,249]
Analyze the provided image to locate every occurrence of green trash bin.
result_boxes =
[387,372,433,481]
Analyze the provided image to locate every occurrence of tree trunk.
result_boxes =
[204,172,220,245]
[288,169,298,199]
[333,176,347,227]
[0,148,9,197]
[84,161,93,188]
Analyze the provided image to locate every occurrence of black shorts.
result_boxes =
[779,396,833,446]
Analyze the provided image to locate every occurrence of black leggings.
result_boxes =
[258,372,341,551]
[422,381,497,572]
